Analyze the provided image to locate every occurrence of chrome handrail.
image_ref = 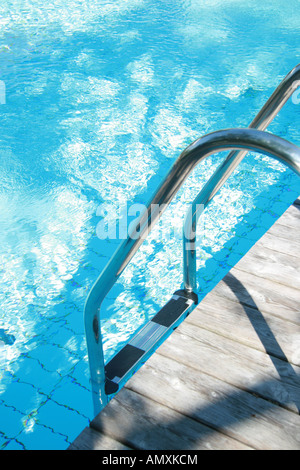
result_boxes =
[183,63,300,291]
[85,128,300,414]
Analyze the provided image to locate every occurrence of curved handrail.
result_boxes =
[85,128,300,413]
[183,63,300,291]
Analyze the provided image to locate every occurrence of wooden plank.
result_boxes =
[276,204,300,230]
[68,427,132,451]
[233,245,300,290]
[91,387,252,450]
[125,353,300,450]
[268,218,299,242]
[158,322,300,414]
[193,291,300,366]
[268,216,298,237]
[256,231,300,258]
[213,270,300,325]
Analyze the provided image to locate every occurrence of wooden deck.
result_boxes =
[69,199,300,451]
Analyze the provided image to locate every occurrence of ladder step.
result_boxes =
[105,290,197,395]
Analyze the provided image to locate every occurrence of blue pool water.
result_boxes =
[1,0,300,450]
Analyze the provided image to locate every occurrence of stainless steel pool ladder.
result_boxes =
[85,64,300,415]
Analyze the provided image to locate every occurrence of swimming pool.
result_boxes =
[1,0,300,450]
